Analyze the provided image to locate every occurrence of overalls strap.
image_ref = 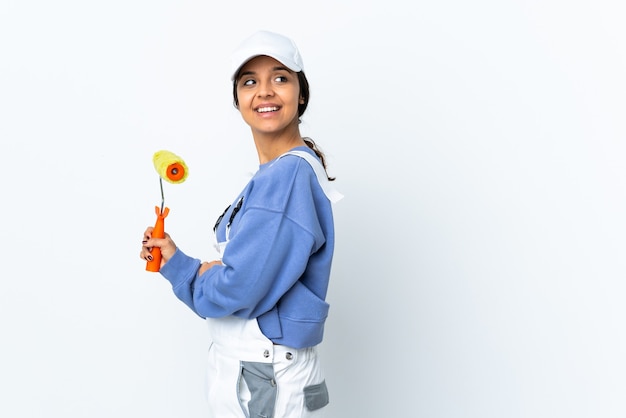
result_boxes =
[277,150,344,204]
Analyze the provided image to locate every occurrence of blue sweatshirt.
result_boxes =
[160,146,335,349]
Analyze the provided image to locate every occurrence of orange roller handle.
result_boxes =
[146,206,170,272]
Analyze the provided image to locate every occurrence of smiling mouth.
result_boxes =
[256,106,280,113]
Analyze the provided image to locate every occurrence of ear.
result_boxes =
[299,97,305,104]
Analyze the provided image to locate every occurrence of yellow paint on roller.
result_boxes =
[153,150,189,184]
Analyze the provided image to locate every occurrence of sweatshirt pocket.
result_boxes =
[278,281,329,322]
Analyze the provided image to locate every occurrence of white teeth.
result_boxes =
[257,106,279,113]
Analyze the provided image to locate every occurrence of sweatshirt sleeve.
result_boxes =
[200,207,319,318]
[159,248,203,316]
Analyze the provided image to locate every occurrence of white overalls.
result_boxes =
[206,151,342,418]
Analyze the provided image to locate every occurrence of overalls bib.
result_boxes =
[206,151,342,418]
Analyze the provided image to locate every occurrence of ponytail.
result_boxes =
[303,137,335,181]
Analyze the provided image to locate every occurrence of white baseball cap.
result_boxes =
[230,30,304,81]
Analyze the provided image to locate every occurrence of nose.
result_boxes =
[256,80,274,98]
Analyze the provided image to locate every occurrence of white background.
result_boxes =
[1,1,625,417]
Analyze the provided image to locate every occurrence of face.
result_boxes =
[235,55,304,136]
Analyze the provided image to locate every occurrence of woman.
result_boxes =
[140,30,342,417]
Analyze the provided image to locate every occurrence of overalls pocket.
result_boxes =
[303,380,329,411]
[240,361,277,418]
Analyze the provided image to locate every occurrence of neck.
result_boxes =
[252,126,306,164]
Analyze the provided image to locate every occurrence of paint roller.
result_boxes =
[146,150,189,272]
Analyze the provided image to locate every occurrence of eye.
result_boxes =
[274,75,288,83]
[242,78,256,86]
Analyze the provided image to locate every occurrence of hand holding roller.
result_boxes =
[146,150,189,272]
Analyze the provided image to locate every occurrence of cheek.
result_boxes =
[235,91,253,108]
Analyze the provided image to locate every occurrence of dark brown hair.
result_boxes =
[233,70,335,181]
